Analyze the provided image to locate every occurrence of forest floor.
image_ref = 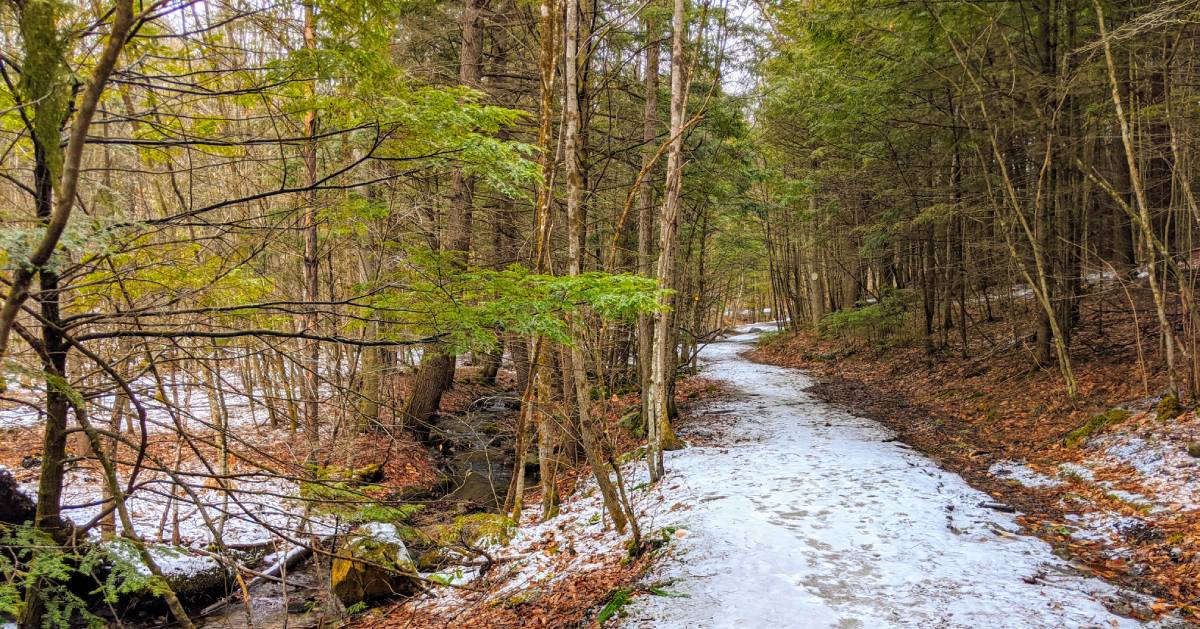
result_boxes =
[0,357,725,628]
[0,372,477,627]
[751,298,1200,623]
[7,301,1196,627]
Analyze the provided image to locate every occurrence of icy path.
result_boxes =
[624,330,1166,629]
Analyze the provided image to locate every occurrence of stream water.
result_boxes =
[624,329,1182,628]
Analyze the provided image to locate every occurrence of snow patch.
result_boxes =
[1084,419,1200,512]
[409,459,668,614]
[1058,462,1096,482]
[988,460,1063,489]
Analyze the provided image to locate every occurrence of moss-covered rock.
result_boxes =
[310,462,384,483]
[436,513,516,547]
[353,462,385,483]
[1187,442,1200,458]
[331,522,419,607]
[1062,408,1132,448]
[415,513,517,569]
[1156,393,1181,422]
[479,420,506,435]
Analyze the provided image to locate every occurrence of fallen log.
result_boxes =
[198,543,315,617]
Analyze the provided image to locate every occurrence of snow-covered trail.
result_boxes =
[624,330,1168,629]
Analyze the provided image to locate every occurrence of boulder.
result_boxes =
[415,513,516,568]
[331,522,420,607]
[432,513,515,548]
[158,554,229,599]
[107,541,230,600]
[1156,394,1181,422]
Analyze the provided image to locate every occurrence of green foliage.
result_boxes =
[256,0,539,201]
[76,239,276,315]
[645,584,688,598]
[818,289,917,345]
[618,409,644,439]
[96,539,173,603]
[425,569,459,586]
[0,525,176,628]
[754,330,786,347]
[366,250,667,354]
[595,587,633,625]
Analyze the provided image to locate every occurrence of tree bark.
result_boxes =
[564,0,630,533]
[302,0,322,445]
[402,0,488,436]
[647,0,689,482]
[637,18,661,430]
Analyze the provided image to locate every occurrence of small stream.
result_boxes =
[193,397,523,628]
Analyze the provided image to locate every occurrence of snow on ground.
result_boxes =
[619,329,1168,628]
[0,374,261,433]
[1085,415,1200,513]
[29,465,337,548]
[3,371,349,560]
[11,443,341,588]
[989,407,1200,551]
[0,366,378,435]
[409,455,668,615]
[988,460,1064,489]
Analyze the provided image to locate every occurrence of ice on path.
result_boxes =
[624,330,1165,629]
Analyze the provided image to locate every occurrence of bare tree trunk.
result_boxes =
[479,351,501,385]
[507,0,559,520]
[564,0,630,533]
[806,198,826,331]
[301,0,322,448]
[647,0,689,483]
[637,18,660,430]
[403,0,488,436]
[22,96,77,629]
[6,6,139,621]
[1094,0,1178,396]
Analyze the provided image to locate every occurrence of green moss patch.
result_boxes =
[1062,408,1131,448]
[1156,394,1181,422]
